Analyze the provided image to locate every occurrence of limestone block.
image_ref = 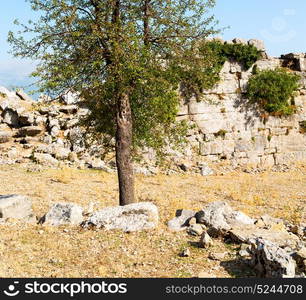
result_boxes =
[248,39,266,51]
[255,59,281,71]
[83,202,159,232]
[0,194,33,220]
[260,155,275,167]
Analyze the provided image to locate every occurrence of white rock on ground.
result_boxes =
[195,201,255,235]
[0,194,33,220]
[40,203,84,226]
[83,202,158,232]
[167,209,196,232]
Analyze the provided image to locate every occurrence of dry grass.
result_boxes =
[0,163,305,278]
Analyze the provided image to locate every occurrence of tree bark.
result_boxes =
[115,92,135,206]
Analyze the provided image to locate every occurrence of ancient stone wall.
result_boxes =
[0,39,305,172]
[179,41,306,169]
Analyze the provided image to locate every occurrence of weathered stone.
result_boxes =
[18,126,44,137]
[292,247,306,273]
[59,105,78,114]
[250,238,296,278]
[33,153,59,166]
[199,232,213,248]
[200,164,214,176]
[248,39,265,51]
[61,91,80,105]
[0,131,12,143]
[0,194,33,220]
[187,223,205,236]
[83,202,158,232]
[53,147,70,160]
[232,38,247,45]
[180,248,190,257]
[209,252,227,261]
[167,209,196,232]
[40,203,83,226]
[3,110,19,127]
[229,225,300,249]
[195,201,254,235]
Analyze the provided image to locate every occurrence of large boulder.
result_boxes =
[40,203,84,226]
[0,194,33,220]
[83,202,159,232]
[195,201,254,235]
[250,238,296,278]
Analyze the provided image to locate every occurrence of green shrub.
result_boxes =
[246,68,300,116]
[200,40,261,71]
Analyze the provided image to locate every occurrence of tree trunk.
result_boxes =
[115,92,135,206]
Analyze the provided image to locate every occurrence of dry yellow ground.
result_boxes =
[0,163,305,278]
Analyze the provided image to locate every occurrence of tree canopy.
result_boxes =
[9,0,219,204]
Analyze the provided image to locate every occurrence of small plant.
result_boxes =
[251,137,256,142]
[267,135,272,142]
[246,68,300,116]
[220,107,226,113]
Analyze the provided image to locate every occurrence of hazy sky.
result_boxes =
[0,0,305,90]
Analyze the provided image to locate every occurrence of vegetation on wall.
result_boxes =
[178,40,261,99]
[246,68,300,116]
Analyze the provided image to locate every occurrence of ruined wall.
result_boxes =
[0,39,306,172]
[178,41,306,169]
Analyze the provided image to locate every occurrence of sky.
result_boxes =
[0,0,305,92]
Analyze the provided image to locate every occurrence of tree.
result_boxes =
[9,0,218,205]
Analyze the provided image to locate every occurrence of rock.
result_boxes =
[53,147,70,160]
[248,39,265,51]
[59,105,78,114]
[83,202,158,232]
[180,248,190,257]
[229,224,300,249]
[239,249,251,258]
[199,232,213,248]
[209,252,227,261]
[195,201,254,236]
[16,89,33,102]
[50,126,60,137]
[18,126,44,137]
[292,248,306,273]
[32,153,59,166]
[250,238,296,278]
[167,209,196,232]
[40,203,83,226]
[232,38,247,45]
[200,164,214,176]
[0,86,18,99]
[0,131,12,143]
[19,113,35,126]
[187,223,205,236]
[61,91,80,105]
[3,110,19,127]
[188,217,197,226]
[0,194,33,220]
